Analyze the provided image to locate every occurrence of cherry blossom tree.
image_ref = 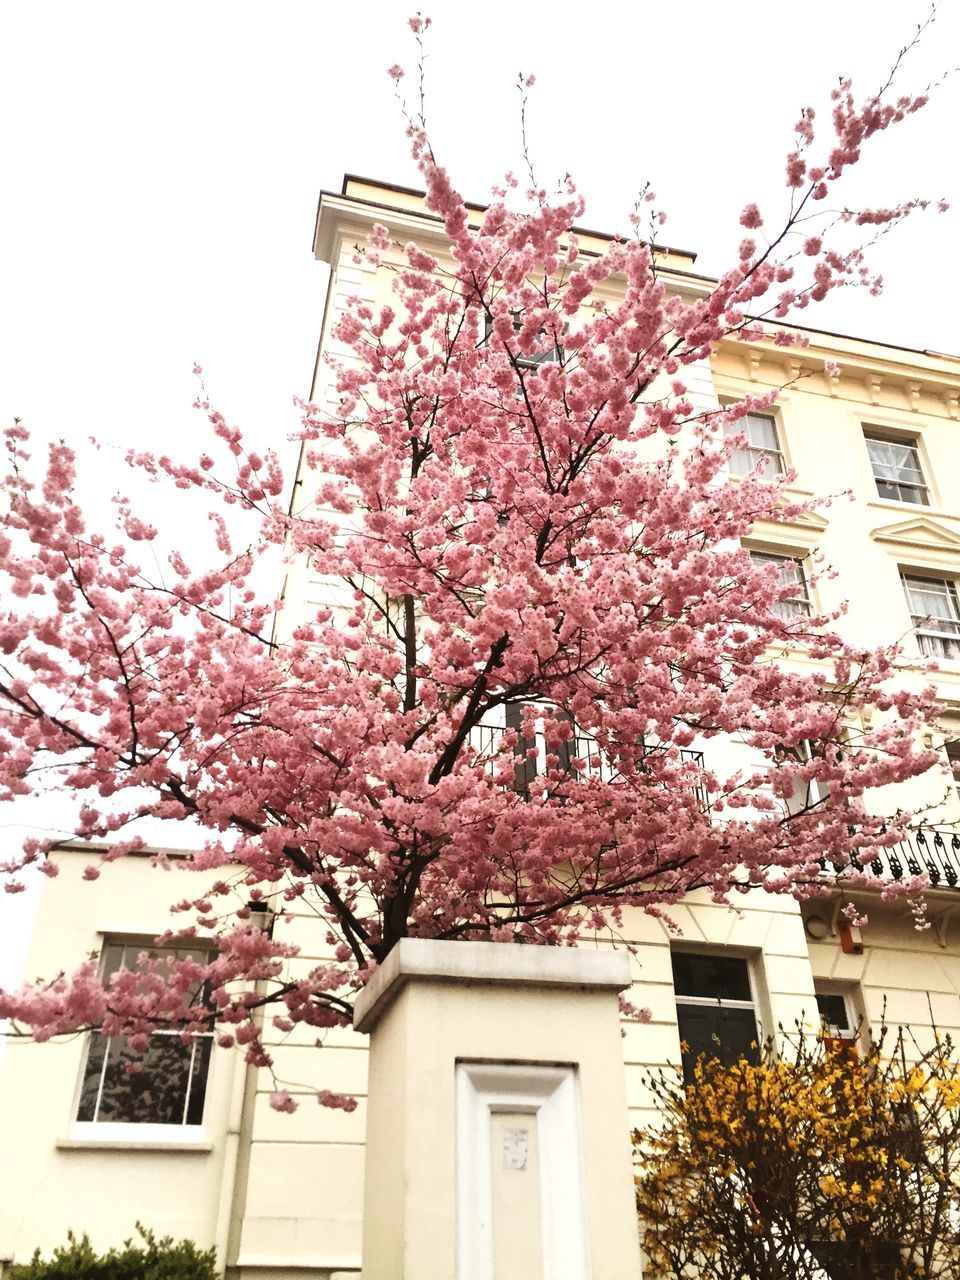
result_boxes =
[0,17,950,1105]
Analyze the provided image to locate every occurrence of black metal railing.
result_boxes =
[823,825,960,890]
[468,721,960,892]
[470,721,709,809]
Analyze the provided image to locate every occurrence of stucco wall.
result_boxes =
[0,846,244,1267]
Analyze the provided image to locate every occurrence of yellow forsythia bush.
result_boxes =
[634,1027,960,1280]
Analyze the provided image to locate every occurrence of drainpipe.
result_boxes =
[213,906,276,1275]
[212,1044,250,1276]
[213,905,280,1276]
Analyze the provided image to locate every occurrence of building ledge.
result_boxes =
[233,1267,359,1280]
[56,1136,213,1153]
[354,937,631,1033]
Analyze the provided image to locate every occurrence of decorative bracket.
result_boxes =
[828,894,845,937]
[933,902,960,949]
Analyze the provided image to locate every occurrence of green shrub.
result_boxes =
[9,1225,218,1280]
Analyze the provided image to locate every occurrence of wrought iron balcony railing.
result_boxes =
[825,825,960,890]
[469,719,960,890]
[470,720,709,809]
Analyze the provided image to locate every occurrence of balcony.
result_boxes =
[825,825,960,891]
[470,717,709,809]
[468,718,960,893]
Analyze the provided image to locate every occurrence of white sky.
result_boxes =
[1,0,959,987]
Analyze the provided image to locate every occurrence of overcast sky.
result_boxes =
[2,1,958,468]
[1,0,958,985]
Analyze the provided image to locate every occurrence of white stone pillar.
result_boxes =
[353,939,641,1280]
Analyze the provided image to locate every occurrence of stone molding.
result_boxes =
[353,938,631,1033]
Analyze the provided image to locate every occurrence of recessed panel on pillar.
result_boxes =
[456,1061,590,1280]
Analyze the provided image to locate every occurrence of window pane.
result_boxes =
[520,341,561,369]
[672,952,752,1001]
[185,1038,213,1125]
[904,576,959,623]
[485,314,562,370]
[727,448,756,478]
[75,1032,109,1122]
[865,434,928,504]
[746,413,779,452]
[724,416,783,476]
[775,557,803,595]
[87,1035,210,1125]
[504,700,537,792]
[77,942,214,1126]
[918,633,960,660]
[750,551,810,617]
[866,437,896,477]
[106,944,210,1003]
[99,943,127,981]
[904,576,960,658]
[815,993,851,1034]
[676,1004,759,1083]
[552,709,575,778]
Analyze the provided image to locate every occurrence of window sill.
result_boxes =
[866,498,945,518]
[726,475,815,501]
[891,652,960,675]
[57,1133,212,1153]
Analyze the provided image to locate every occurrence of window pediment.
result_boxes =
[748,506,828,551]
[870,517,960,558]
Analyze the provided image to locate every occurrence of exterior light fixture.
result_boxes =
[247,900,277,937]
[804,914,830,940]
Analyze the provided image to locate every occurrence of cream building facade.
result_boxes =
[2,178,960,1278]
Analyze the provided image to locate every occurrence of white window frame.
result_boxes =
[724,411,785,477]
[749,550,812,620]
[70,940,215,1140]
[483,312,565,373]
[901,571,960,661]
[813,981,863,1053]
[946,739,960,801]
[863,429,930,506]
[775,738,832,815]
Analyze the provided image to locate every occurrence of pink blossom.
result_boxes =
[317,1091,359,1112]
[785,152,806,188]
